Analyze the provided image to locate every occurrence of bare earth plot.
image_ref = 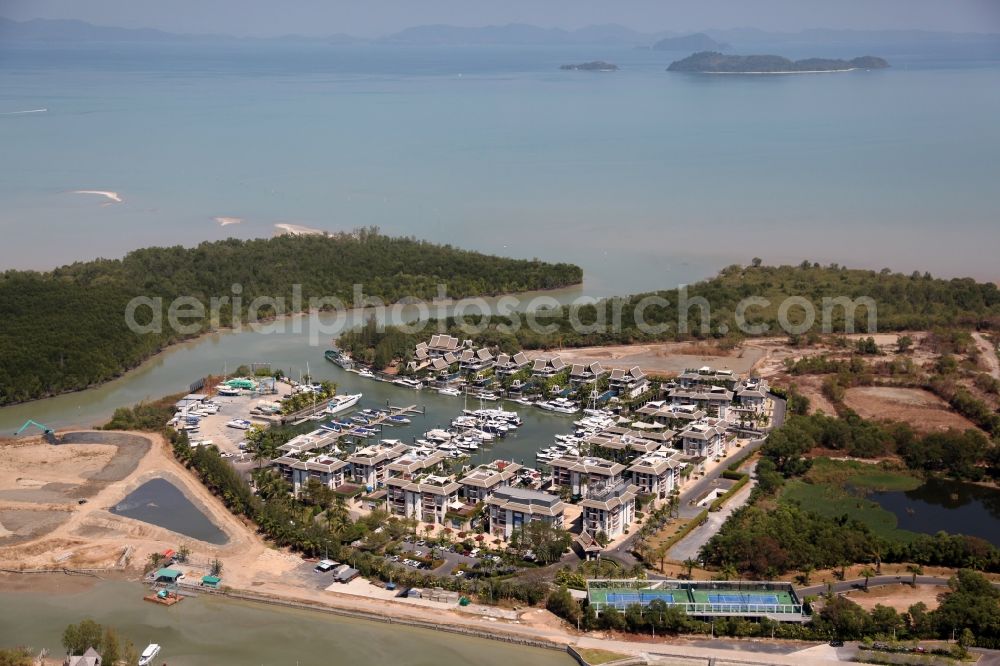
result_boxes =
[843,387,978,432]
[525,342,765,376]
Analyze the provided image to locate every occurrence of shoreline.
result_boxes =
[0,281,584,419]
[0,571,835,666]
[699,68,857,74]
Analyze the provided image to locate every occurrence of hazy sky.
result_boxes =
[2,0,999,38]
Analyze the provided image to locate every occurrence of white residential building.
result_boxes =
[486,486,566,539]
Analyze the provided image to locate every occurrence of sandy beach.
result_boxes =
[213,216,244,226]
[72,190,123,204]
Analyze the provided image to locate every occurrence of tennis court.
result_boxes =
[707,593,780,605]
[605,590,681,605]
[587,580,808,622]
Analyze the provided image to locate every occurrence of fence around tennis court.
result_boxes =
[586,579,809,622]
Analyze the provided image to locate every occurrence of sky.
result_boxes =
[2,0,999,38]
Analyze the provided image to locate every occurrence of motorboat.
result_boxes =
[357,369,375,379]
[438,387,461,397]
[325,393,362,416]
[138,644,161,666]
[392,377,424,389]
[537,398,579,414]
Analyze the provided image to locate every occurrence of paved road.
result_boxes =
[668,462,757,561]
[798,573,1000,598]
[605,396,786,567]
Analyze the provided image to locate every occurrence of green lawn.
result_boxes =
[575,648,628,665]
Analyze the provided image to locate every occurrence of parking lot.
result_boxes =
[394,539,501,577]
[185,383,292,459]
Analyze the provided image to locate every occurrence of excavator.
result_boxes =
[14,420,58,444]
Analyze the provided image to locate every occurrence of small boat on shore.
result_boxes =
[138,644,161,666]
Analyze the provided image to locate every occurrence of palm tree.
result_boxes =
[906,564,923,587]
[656,544,669,574]
[859,566,877,591]
[683,558,698,579]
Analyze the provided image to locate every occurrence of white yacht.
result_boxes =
[356,369,375,379]
[438,387,461,397]
[325,393,362,416]
[537,398,579,414]
[138,644,161,666]
[392,377,424,389]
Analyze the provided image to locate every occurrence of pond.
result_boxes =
[869,477,1000,546]
[111,477,228,545]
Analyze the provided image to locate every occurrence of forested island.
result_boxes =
[667,51,889,73]
[0,230,582,405]
[560,61,618,71]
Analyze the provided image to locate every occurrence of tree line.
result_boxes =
[0,229,581,405]
[337,262,1000,369]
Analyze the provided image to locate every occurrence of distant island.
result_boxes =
[667,51,890,73]
[652,33,729,51]
[560,61,618,71]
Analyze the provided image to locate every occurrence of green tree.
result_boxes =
[62,619,103,656]
[101,627,121,666]
[545,586,581,626]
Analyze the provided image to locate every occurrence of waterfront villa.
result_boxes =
[68,648,102,666]
[459,460,523,503]
[494,351,531,376]
[346,441,409,489]
[628,449,685,499]
[569,362,607,386]
[422,334,462,357]
[580,481,639,539]
[549,456,626,497]
[385,473,463,525]
[459,347,495,373]
[679,419,730,458]
[609,366,649,399]
[486,486,566,539]
[531,356,566,378]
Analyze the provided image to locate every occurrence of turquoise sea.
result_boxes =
[1,42,999,294]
